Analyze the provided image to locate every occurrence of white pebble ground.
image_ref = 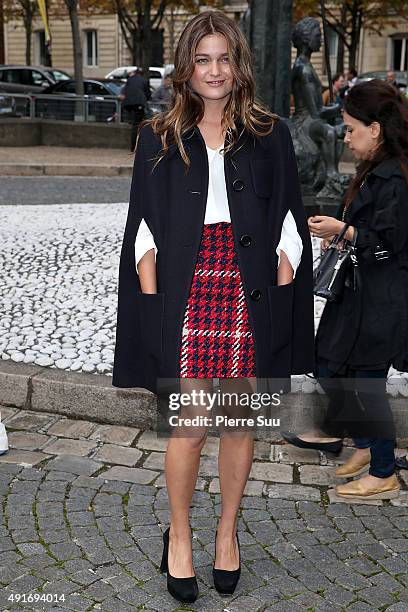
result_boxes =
[0,203,127,376]
[0,204,406,394]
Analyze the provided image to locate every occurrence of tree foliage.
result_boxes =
[293,0,408,70]
[91,0,222,73]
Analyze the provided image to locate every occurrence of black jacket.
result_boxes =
[112,119,315,392]
[122,74,150,106]
[317,158,408,372]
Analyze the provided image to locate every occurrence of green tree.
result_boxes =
[294,0,408,72]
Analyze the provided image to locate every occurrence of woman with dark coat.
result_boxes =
[113,10,314,603]
[284,80,408,501]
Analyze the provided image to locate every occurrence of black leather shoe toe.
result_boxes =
[281,431,343,455]
[160,527,198,604]
[213,533,241,595]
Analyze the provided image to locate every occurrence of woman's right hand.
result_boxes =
[321,237,333,251]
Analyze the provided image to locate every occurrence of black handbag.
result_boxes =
[313,224,358,302]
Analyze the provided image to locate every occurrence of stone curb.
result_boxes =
[0,360,155,429]
[0,163,132,177]
[1,361,407,445]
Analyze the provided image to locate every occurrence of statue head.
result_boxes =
[292,17,321,53]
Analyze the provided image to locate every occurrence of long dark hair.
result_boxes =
[343,79,408,207]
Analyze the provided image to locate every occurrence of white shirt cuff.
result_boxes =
[135,212,303,277]
[276,210,303,278]
[135,218,157,272]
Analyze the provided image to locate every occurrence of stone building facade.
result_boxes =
[3,3,408,82]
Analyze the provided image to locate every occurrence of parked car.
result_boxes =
[0,65,71,114]
[0,94,16,117]
[0,65,71,94]
[105,65,174,90]
[36,79,123,122]
[357,70,407,93]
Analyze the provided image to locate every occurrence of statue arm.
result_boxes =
[320,103,342,121]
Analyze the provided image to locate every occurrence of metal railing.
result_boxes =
[0,92,124,123]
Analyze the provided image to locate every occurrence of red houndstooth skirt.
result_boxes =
[179,222,256,378]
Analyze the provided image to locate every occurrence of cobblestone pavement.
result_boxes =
[0,405,408,611]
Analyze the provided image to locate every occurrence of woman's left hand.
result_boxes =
[308,216,344,239]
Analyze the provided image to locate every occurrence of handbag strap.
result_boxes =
[332,223,349,246]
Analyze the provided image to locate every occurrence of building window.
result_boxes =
[84,30,98,67]
[323,26,339,75]
[392,36,408,71]
[35,31,47,65]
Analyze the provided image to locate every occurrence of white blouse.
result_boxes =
[135,144,303,275]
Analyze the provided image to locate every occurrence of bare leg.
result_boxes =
[215,378,255,570]
[165,378,212,577]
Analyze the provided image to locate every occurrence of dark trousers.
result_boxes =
[123,105,145,151]
[316,359,395,478]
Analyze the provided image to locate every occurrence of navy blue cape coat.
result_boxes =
[112,118,315,392]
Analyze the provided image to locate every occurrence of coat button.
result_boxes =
[232,179,245,192]
[250,289,261,301]
[240,234,252,247]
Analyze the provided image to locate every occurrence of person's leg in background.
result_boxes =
[126,105,145,152]
[352,368,396,478]
[281,359,344,450]
[336,367,399,499]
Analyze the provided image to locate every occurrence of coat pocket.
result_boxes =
[267,282,294,353]
[250,158,274,198]
[136,292,164,358]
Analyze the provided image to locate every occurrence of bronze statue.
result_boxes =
[290,17,347,198]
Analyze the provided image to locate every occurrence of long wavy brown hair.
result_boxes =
[139,10,278,167]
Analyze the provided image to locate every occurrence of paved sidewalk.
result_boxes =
[0,405,407,611]
[0,147,133,177]
[0,146,355,177]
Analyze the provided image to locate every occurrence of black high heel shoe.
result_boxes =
[213,532,241,595]
[160,527,198,604]
[281,431,343,455]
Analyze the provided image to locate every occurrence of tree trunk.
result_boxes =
[0,0,5,64]
[24,17,32,65]
[168,6,175,62]
[336,3,346,73]
[66,0,84,98]
[44,0,52,66]
[348,0,360,70]
[133,29,141,65]
[142,0,152,76]
[336,37,344,73]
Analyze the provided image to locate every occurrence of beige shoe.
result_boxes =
[335,449,370,478]
[335,474,400,500]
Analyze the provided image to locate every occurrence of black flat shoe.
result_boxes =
[281,431,343,455]
[213,532,241,595]
[396,455,408,470]
[160,527,198,603]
